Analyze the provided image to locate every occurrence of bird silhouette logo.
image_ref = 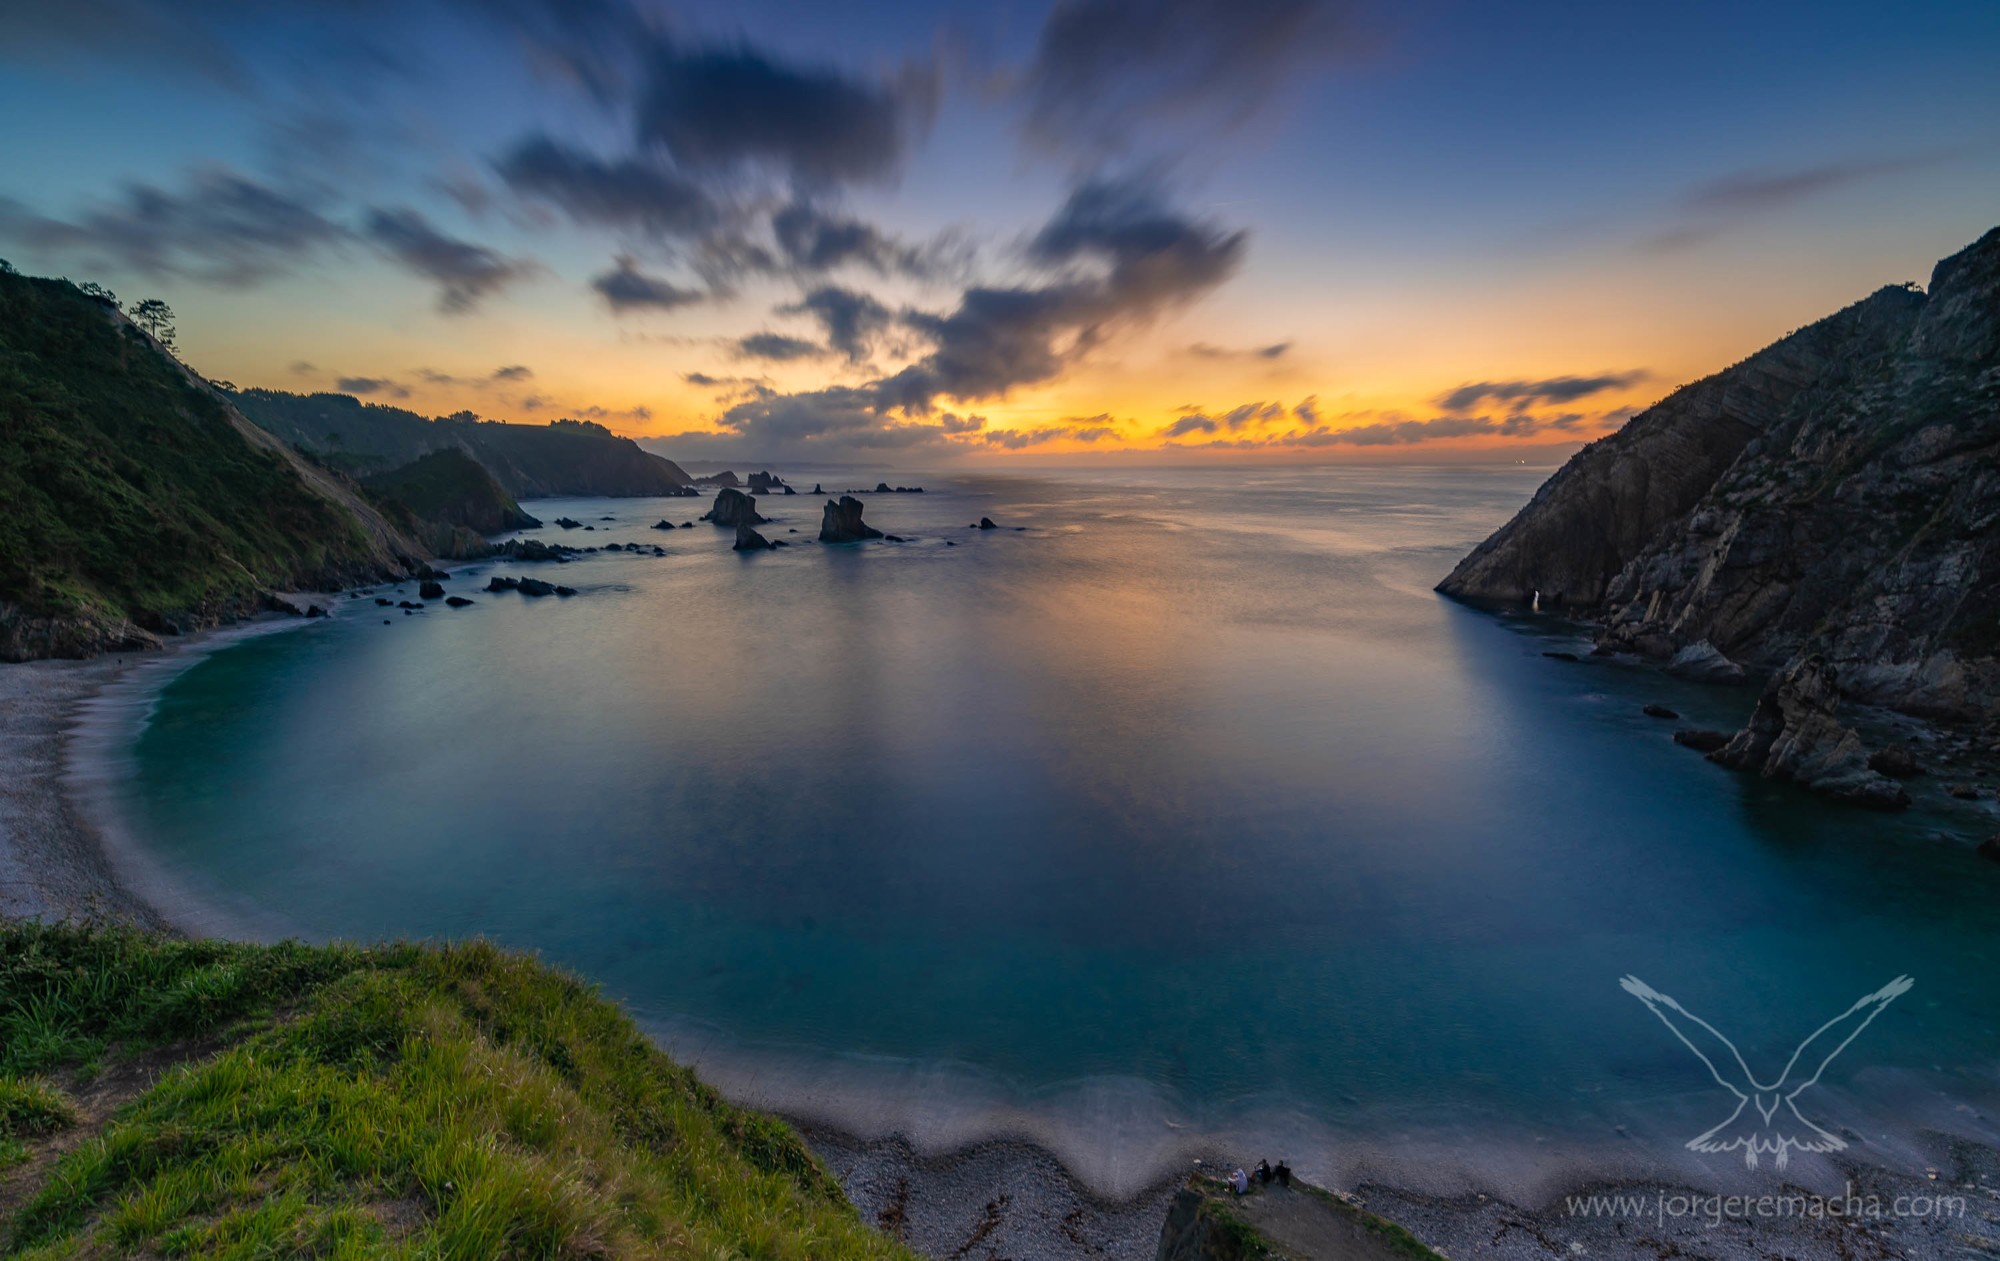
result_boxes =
[1620,975,1913,1170]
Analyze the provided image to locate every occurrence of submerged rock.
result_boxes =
[733,523,780,551]
[445,596,474,608]
[700,488,767,527]
[486,576,519,592]
[652,519,678,530]
[1642,703,1681,719]
[1673,728,1732,752]
[1979,836,2000,863]
[1710,656,1911,809]
[1868,746,1925,778]
[517,578,556,597]
[418,580,446,601]
[977,517,997,530]
[819,495,882,543]
[305,604,327,618]
[554,517,583,529]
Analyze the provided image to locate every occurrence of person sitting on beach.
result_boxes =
[1254,1159,1272,1184]
[1274,1161,1292,1187]
[1229,1167,1249,1196]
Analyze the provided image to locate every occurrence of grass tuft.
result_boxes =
[0,923,915,1260]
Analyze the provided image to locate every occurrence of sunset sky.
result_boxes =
[3,0,1996,463]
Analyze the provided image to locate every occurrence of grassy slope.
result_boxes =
[363,449,542,535]
[233,391,694,497]
[0,274,400,656]
[0,924,914,1260]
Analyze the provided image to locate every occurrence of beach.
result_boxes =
[6,620,2000,1260]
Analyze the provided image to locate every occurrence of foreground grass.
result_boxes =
[0,923,916,1260]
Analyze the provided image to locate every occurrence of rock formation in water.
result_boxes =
[1440,227,2000,723]
[732,523,781,551]
[700,488,767,527]
[819,495,883,543]
[1709,656,1911,809]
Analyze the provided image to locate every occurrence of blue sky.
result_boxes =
[2,0,1995,462]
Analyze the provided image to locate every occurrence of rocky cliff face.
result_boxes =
[1440,227,2000,720]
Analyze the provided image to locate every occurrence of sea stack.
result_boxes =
[819,495,882,543]
[700,488,767,527]
[733,522,779,551]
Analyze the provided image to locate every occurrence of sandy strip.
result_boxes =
[6,627,2000,1260]
[0,655,169,928]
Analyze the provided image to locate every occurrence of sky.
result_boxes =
[1,0,1996,464]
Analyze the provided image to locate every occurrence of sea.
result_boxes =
[93,463,2000,1198]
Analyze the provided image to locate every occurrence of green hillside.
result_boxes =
[0,271,418,660]
[234,391,695,499]
[0,924,915,1261]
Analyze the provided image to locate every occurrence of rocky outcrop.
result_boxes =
[1440,226,2000,722]
[819,495,882,543]
[701,489,767,527]
[1710,656,1911,809]
[418,580,446,601]
[732,523,781,551]
[494,538,577,563]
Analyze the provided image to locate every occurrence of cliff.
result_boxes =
[357,448,543,560]
[0,272,428,660]
[1440,226,2000,720]
[233,389,695,498]
[0,923,916,1260]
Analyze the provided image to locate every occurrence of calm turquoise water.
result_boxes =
[116,465,2000,1180]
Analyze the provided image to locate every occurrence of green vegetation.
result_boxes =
[233,390,694,498]
[0,923,916,1260]
[0,271,391,658]
[364,448,541,537]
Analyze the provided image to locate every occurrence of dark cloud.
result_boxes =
[590,254,706,312]
[414,364,535,387]
[635,43,937,186]
[940,412,986,434]
[733,333,827,362]
[710,386,953,450]
[1435,372,1646,412]
[782,285,894,362]
[874,177,1246,412]
[684,372,721,387]
[983,419,1120,448]
[494,136,718,238]
[1684,156,1937,215]
[1642,153,1950,253]
[1020,0,1354,154]
[336,376,410,399]
[1161,413,1218,438]
[0,168,346,285]
[769,201,956,277]
[289,360,318,376]
[363,207,532,313]
[1189,340,1290,359]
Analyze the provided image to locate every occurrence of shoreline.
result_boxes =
[5,624,2000,1258]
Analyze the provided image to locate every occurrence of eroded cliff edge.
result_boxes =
[1439,226,2000,721]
